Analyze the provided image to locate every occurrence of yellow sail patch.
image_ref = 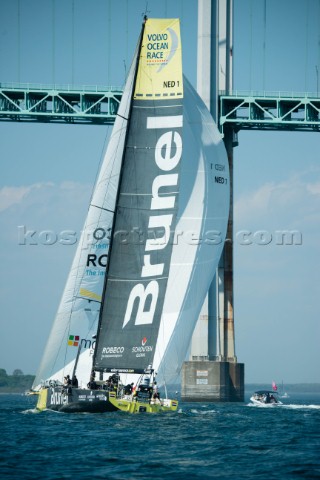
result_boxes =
[134,18,183,100]
[79,288,102,302]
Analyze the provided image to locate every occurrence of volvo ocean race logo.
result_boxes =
[122,114,183,329]
[146,27,179,72]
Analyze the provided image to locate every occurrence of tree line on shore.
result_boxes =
[0,368,35,393]
[1,368,319,394]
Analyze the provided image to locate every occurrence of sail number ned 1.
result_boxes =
[163,80,180,88]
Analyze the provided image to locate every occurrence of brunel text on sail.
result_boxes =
[123,114,183,329]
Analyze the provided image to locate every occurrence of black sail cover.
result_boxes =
[94,19,184,373]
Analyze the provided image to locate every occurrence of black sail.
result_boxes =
[94,97,183,373]
[93,18,185,374]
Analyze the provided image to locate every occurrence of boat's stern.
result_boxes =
[108,392,178,413]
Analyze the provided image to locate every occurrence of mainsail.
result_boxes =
[93,19,230,386]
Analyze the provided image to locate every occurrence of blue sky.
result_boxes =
[0,0,319,384]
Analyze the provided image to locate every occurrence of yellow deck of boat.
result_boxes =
[108,392,178,413]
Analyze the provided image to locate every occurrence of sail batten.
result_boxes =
[90,204,115,213]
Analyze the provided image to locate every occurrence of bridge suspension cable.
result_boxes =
[72,0,75,85]
[17,0,21,83]
[52,0,56,85]
[262,0,267,91]
[305,0,310,92]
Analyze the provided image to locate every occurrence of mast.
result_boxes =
[92,19,146,374]
[92,18,185,376]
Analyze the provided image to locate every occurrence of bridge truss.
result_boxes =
[1,84,320,133]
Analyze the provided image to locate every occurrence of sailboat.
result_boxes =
[272,380,289,399]
[33,17,230,413]
[279,381,289,398]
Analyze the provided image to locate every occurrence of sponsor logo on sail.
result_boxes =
[102,346,124,354]
[132,343,153,357]
[142,337,147,346]
[100,346,125,360]
[68,336,97,350]
[68,335,79,347]
[123,114,183,330]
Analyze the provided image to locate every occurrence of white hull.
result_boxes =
[250,396,283,406]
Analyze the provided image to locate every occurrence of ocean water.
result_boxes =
[1,392,319,479]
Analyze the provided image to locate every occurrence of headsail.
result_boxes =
[32,34,142,390]
[93,19,230,385]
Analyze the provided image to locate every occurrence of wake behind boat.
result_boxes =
[250,390,283,406]
[32,17,230,414]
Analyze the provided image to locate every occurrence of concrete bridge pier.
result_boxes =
[181,0,244,403]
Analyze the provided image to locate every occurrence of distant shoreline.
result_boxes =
[1,383,319,395]
[245,383,320,393]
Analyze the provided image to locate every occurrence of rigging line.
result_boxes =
[83,310,100,342]
[97,47,138,220]
[67,115,124,328]
[49,321,71,381]
[97,36,141,225]
[70,181,111,321]
[87,128,111,208]
[70,37,140,298]
[66,132,112,343]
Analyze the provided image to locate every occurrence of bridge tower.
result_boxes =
[181,0,244,402]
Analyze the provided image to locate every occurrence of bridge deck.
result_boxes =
[219,91,320,134]
[1,84,319,132]
[0,83,122,125]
